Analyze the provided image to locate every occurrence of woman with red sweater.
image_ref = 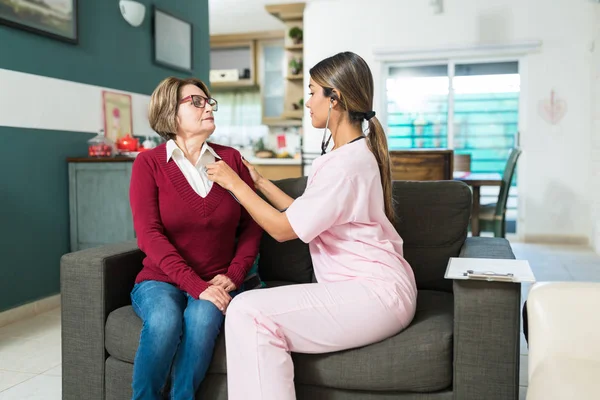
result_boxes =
[128,77,262,400]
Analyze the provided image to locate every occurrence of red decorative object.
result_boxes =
[277,134,286,149]
[87,132,115,158]
[116,134,139,151]
[88,143,113,157]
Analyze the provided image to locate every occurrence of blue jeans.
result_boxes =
[130,280,239,400]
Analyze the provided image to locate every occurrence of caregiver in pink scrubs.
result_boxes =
[206,51,417,400]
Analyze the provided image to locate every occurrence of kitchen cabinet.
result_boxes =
[209,39,257,90]
[257,38,286,125]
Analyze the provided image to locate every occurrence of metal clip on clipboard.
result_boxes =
[463,270,515,282]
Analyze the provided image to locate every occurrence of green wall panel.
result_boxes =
[0,0,210,311]
[0,128,94,311]
[0,0,210,94]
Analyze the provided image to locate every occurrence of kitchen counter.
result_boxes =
[68,156,303,180]
[68,156,302,165]
[246,157,301,165]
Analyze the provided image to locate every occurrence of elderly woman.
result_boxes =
[128,77,262,399]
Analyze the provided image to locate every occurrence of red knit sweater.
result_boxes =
[129,142,262,299]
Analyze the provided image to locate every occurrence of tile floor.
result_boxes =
[0,241,599,399]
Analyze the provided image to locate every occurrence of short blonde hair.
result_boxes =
[148,77,212,140]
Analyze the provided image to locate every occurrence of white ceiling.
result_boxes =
[208,0,315,35]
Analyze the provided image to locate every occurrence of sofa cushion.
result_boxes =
[292,290,454,392]
[392,181,471,292]
[257,177,313,284]
[106,289,453,393]
[105,281,298,365]
[105,305,141,364]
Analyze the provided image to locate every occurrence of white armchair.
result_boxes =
[526,282,600,400]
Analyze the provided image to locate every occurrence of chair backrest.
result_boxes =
[389,149,453,180]
[494,147,522,217]
[392,180,471,292]
[453,153,471,172]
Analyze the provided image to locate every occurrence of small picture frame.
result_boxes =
[102,91,133,144]
[152,6,193,73]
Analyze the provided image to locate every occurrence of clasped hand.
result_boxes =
[199,274,236,314]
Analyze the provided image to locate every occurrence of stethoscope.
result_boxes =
[321,99,365,155]
[320,100,334,155]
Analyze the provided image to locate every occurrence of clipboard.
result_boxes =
[444,257,536,283]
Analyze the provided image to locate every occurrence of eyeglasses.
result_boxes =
[179,95,218,111]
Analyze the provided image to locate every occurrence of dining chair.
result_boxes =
[477,147,522,237]
[453,153,471,172]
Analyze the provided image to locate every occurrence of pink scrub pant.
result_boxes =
[225,279,415,400]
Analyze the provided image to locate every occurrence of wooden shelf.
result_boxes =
[265,2,305,122]
[265,3,305,22]
[282,110,304,119]
[285,44,303,51]
[210,31,284,45]
[262,117,303,127]
[211,79,257,90]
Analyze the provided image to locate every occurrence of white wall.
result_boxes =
[0,68,155,137]
[300,0,598,243]
[592,6,600,252]
[208,0,287,35]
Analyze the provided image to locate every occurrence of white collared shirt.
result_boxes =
[166,139,221,198]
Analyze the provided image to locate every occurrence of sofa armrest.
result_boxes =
[453,237,521,400]
[527,282,600,400]
[60,241,144,400]
[459,236,515,259]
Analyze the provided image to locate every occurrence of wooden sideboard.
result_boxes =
[389,149,454,181]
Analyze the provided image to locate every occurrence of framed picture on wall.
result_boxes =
[102,91,133,144]
[152,6,193,73]
[0,0,78,44]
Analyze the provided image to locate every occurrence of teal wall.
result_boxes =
[0,0,210,94]
[0,128,95,312]
[0,0,210,312]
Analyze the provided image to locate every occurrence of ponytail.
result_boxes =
[366,117,395,224]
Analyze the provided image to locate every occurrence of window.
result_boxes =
[208,89,269,150]
[385,61,520,232]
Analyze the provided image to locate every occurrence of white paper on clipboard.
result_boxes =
[444,257,536,283]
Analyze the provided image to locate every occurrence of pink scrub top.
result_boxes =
[286,139,417,300]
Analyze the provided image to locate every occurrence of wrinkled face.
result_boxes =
[176,84,216,137]
[305,78,332,129]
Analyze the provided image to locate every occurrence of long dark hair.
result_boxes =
[309,52,394,223]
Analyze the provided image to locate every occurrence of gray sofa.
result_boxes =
[61,178,522,400]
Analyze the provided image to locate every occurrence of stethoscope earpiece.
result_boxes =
[321,98,334,155]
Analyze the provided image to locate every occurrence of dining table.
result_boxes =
[453,172,503,236]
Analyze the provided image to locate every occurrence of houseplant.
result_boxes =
[289,26,303,45]
[289,58,303,75]
[253,137,275,158]
[292,98,304,110]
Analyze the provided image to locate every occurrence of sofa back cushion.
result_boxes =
[392,180,471,292]
[258,177,471,292]
[258,177,313,283]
